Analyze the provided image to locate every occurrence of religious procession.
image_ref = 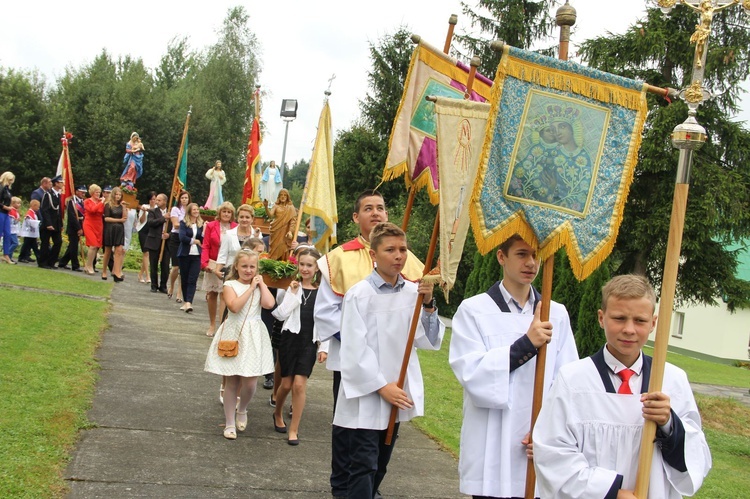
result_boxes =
[2,1,750,498]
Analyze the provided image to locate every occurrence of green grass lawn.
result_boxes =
[416,329,750,495]
[0,265,112,298]
[642,345,750,388]
[0,278,108,496]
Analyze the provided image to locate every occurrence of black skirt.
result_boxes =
[277,288,317,378]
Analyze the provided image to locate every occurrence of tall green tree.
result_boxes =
[579,7,750,310]
[575,260,611,357]
[186,6,261,205]
[454,0,558,76]
[0,68,57,195]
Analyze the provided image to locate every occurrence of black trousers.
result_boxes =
[149,245,170,291]
[39,227,61,267]
[342,424,399,499]
[331,369,350,497]
[18,237,39,261]
[58,231,80,269]
[178,255,201,303]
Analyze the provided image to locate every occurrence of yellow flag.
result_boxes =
[302,100,337,251]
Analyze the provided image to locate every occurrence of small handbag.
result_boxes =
[216,285,255,358]
[217,339,239,357]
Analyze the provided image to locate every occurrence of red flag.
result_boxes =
[56,131,75,218]
[243,116,261,205]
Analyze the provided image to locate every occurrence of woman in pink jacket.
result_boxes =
[200,201,236,337]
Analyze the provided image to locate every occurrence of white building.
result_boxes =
[650,240,750,363]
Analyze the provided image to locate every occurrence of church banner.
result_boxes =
[302,100,338,252]
[433,97,490,298]
[470,45,648,280]
[383,39,492,204]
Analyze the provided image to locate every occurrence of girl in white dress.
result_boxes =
[204,249,275,439]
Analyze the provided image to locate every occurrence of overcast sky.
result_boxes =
[2,0,748,171]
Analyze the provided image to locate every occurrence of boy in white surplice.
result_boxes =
[533,275,711,498]
[333,222,444,498]
[449,234,579,498]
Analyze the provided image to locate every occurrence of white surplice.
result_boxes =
[533,357,711,498]
[333,281,444,430]
[449,291,578,498]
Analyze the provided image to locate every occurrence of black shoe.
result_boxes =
[150,288,158,293]
[72,268,83,272]
[18,259,31,263]
[287,437,299,446]
[58,265,71,270]
[263,377,274,390]
[113,275,124,282]
[158,288,168,294]
[273,414,287,433]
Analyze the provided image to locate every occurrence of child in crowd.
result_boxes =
[449,233,578,498]
[533,274,711,498]
[242,237,281,401]
[18,199,41,263]
[334,222,444,498]
[204,249,275,440]
[271,246,327,445]
[7,197,22,261]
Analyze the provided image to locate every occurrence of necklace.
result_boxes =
[301,289,313,306]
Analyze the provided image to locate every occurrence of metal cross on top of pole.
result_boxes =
[634,1,750,497]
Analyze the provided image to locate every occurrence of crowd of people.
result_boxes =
[2,173,713,498]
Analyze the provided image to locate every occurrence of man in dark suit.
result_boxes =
[39,175,64,269]
[144,193,171,292]
[57,185,86,271]
[31,177,51,203]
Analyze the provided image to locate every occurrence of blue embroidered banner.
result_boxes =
[470,46,648,280]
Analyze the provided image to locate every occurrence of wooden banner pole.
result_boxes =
[159,107,191,262]
[524,3,575,497]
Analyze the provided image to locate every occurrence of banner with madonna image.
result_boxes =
[470,45,648,280]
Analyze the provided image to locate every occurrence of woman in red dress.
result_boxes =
[83,184,105,275]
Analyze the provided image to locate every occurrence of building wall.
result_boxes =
[649,298,750,362]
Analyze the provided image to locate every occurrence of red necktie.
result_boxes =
[617,369,635,394]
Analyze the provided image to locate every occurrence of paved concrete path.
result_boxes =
[64,273,463,498]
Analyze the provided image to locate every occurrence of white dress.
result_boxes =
[204,280,275,377]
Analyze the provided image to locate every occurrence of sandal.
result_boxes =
[176,298,183,304]
[236,411,248,432]
[206,327,215,337]
[223,426,237,440]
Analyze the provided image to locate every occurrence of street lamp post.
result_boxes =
[279,99,298,183]
[635,1,749,496]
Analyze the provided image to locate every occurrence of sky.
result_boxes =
[2,0,748,172]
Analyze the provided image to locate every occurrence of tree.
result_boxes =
[187,6,261,205]
[361,27,415,141]
[0,68,57,195]
[454,0,558,76]
[579,7,750,310]
[575,260,611,357]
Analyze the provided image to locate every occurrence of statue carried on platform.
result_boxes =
[120,132,145,188]
[260,160,282,208]
[264,188,296,261]
[203,160,226,210]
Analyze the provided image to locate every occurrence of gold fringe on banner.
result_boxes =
[470,45,649,281]
[500,51,645,111]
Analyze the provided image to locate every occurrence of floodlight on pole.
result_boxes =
[279,99,298,182]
